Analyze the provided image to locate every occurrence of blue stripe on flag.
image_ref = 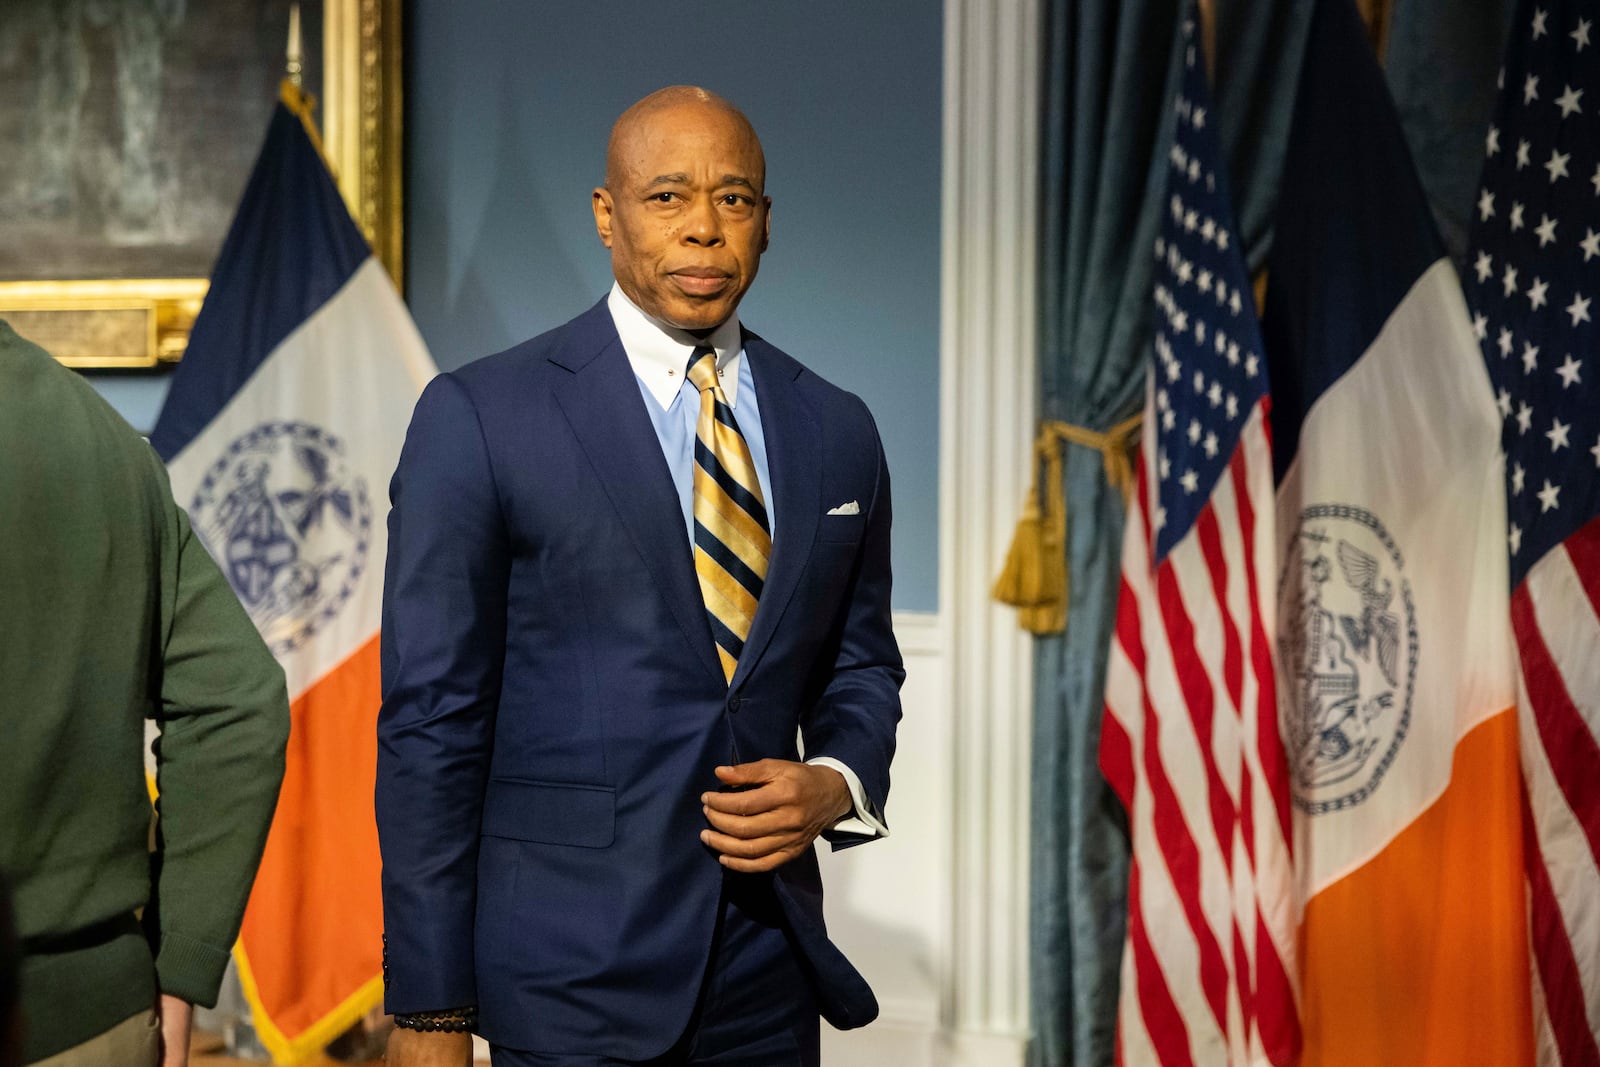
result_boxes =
[1261,0,1445,482]
[151,102,371,461]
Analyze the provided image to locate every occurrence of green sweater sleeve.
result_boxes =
[145,450,290,1006]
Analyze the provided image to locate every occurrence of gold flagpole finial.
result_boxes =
[286,2,304,88]
[277,0,326,160]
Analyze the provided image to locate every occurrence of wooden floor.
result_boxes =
[189,1030,382,1067]
[192,1057,379,1066]
[187,1025,490,1064]
[191,1056,377,1067]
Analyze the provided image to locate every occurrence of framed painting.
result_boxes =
[0,0,402,368]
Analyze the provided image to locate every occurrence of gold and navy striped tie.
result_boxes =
[686,346,772,683]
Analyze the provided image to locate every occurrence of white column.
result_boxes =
[940,0,1042,1061]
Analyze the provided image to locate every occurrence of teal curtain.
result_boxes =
[1028,4,1312,1064]
[1383,0,1515,262]
[1029,6,1182,1064]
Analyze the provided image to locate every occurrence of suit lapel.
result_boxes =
[733,336,820,689]
[549,302,724,684]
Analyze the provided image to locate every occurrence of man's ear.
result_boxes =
[592,187,615,248]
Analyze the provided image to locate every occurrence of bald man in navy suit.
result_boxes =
[378,87,903,1067]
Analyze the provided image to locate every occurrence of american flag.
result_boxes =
[1100,16,1299,1066]
[1464,1,1600,1062]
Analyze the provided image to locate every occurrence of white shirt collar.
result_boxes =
[607,283,745,411]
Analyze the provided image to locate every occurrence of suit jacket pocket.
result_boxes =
[480,778,615,848]
[818,512,866,543]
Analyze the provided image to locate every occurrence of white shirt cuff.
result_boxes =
[806,757,888,838]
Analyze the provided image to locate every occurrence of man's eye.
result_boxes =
[652,192,676,203]
[721,195,748,206]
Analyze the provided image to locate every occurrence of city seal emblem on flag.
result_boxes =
[1277,504,1418,815]
[189,421,372,656]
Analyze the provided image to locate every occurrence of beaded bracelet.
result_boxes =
[393,1007,478,1032]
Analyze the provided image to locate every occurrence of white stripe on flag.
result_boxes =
[1520,666,1600,1047]
[1238,415,1299,967]
[1522,546,1600,1044]
[1278,259,1515,897]
[1530,963,1563,1067]
[1115,934,1161,1067]
[1525,549,1600,754]
[1163,523,1253,1063]
[166,259,434,698]
[1109,521,1222,1063]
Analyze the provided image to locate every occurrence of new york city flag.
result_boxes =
[1263,2,1532,1063]
[151,82,435,1063]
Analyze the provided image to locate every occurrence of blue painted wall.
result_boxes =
[404,1,943,611]
[90,374,173,435]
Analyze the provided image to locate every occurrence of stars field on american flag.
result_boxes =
[1466,2,1600,585]
[1149,26,1270,562]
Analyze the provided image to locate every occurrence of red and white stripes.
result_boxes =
[1517,518,1600,1067]
[1102,398,1299,1066]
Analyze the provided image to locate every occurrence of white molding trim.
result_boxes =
[890,609,943,658]
[940,0,1041,1056]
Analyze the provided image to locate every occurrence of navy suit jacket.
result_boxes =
[376,299,903,1057]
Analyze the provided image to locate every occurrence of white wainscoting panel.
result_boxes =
[819,609,1030,1067]
[819,610,948,1064]
[819,614,940,1055]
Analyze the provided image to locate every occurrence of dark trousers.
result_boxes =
[491,873,820,1067]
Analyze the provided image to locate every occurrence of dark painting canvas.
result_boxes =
[0,0,324,281]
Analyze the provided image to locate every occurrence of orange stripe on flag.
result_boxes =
[1298,709,1533,1067]
[237,636,385,1064]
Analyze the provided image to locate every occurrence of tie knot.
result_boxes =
[686,348,720,392]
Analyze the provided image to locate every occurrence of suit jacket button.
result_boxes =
[728,696,742,713]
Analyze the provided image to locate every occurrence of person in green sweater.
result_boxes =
[0,321,289,1067]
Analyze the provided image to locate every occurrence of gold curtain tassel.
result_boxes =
[991,413,1143,636]
[991,428,1069,634]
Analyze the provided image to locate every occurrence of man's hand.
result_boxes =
[157,994,191,1067]
[384,1028,473,1066]
[700,760,853,873]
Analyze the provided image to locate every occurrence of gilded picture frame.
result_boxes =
[0,0,403,369]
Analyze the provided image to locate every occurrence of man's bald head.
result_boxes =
[604,86,765,193]
[592,86,771,330]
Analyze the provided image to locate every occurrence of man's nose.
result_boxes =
[681,195,724,246]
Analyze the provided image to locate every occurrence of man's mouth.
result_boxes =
[670,269,732,297]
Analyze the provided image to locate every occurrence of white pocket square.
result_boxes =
[826,500,860,516]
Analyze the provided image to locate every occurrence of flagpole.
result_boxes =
[278,2,331,167]
[286,2,303,88]
[194,11,312,1059]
